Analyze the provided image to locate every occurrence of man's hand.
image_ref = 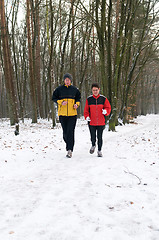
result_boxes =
[86,116,91,122]
[74,104,78,109]
[62,101,68,105]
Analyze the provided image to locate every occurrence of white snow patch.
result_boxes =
[0,114,159,240]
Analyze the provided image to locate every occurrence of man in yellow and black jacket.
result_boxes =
[52,73,81,158]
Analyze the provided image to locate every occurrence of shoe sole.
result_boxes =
[90,150,95,154]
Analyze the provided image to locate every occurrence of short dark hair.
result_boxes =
[91,83,100,89]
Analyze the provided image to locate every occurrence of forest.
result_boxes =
[0,0,159,131]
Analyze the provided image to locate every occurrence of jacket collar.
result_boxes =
[64,84,71,88]
[93,94,100,99]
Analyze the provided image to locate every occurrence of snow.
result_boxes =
[0,114,159,240]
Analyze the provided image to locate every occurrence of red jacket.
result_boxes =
[84,94,111,126]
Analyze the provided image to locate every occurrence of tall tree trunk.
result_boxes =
[26,0,37,123]
[48,0,55,127]
[70,0,76,85]
[60,0,75,83]
[95,0,107,95]
[0,0,19,125]
[107,0,112,104]
[35,0,44,118]
[109,0,126,131]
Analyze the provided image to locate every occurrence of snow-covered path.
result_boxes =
[0,115,159,240]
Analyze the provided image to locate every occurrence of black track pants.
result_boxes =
[59,116,77,151]
[88,125,105,151]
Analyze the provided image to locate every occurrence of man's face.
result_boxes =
[92,87,100,96]
[64,78,71,86]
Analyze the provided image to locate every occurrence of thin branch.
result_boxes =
[124,170,142,185]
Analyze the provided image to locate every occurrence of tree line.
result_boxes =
[0,0,159,131]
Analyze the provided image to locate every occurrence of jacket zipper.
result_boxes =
[67,85,68,116]
[96,98,98,125]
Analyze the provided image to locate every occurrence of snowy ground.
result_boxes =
[0,114,159,240]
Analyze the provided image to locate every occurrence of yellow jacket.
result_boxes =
[52,84,81,116]
[57,98,80,116]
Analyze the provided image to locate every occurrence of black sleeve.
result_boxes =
[75,88,81,103]
[52,88,59,103]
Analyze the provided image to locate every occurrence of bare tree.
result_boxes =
[26,0,37,123]
[0,0,19,125]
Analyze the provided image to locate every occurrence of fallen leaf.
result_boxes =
[148,225,153,229]
[150,162,155,165]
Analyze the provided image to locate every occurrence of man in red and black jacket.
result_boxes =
[84,83,111,157]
